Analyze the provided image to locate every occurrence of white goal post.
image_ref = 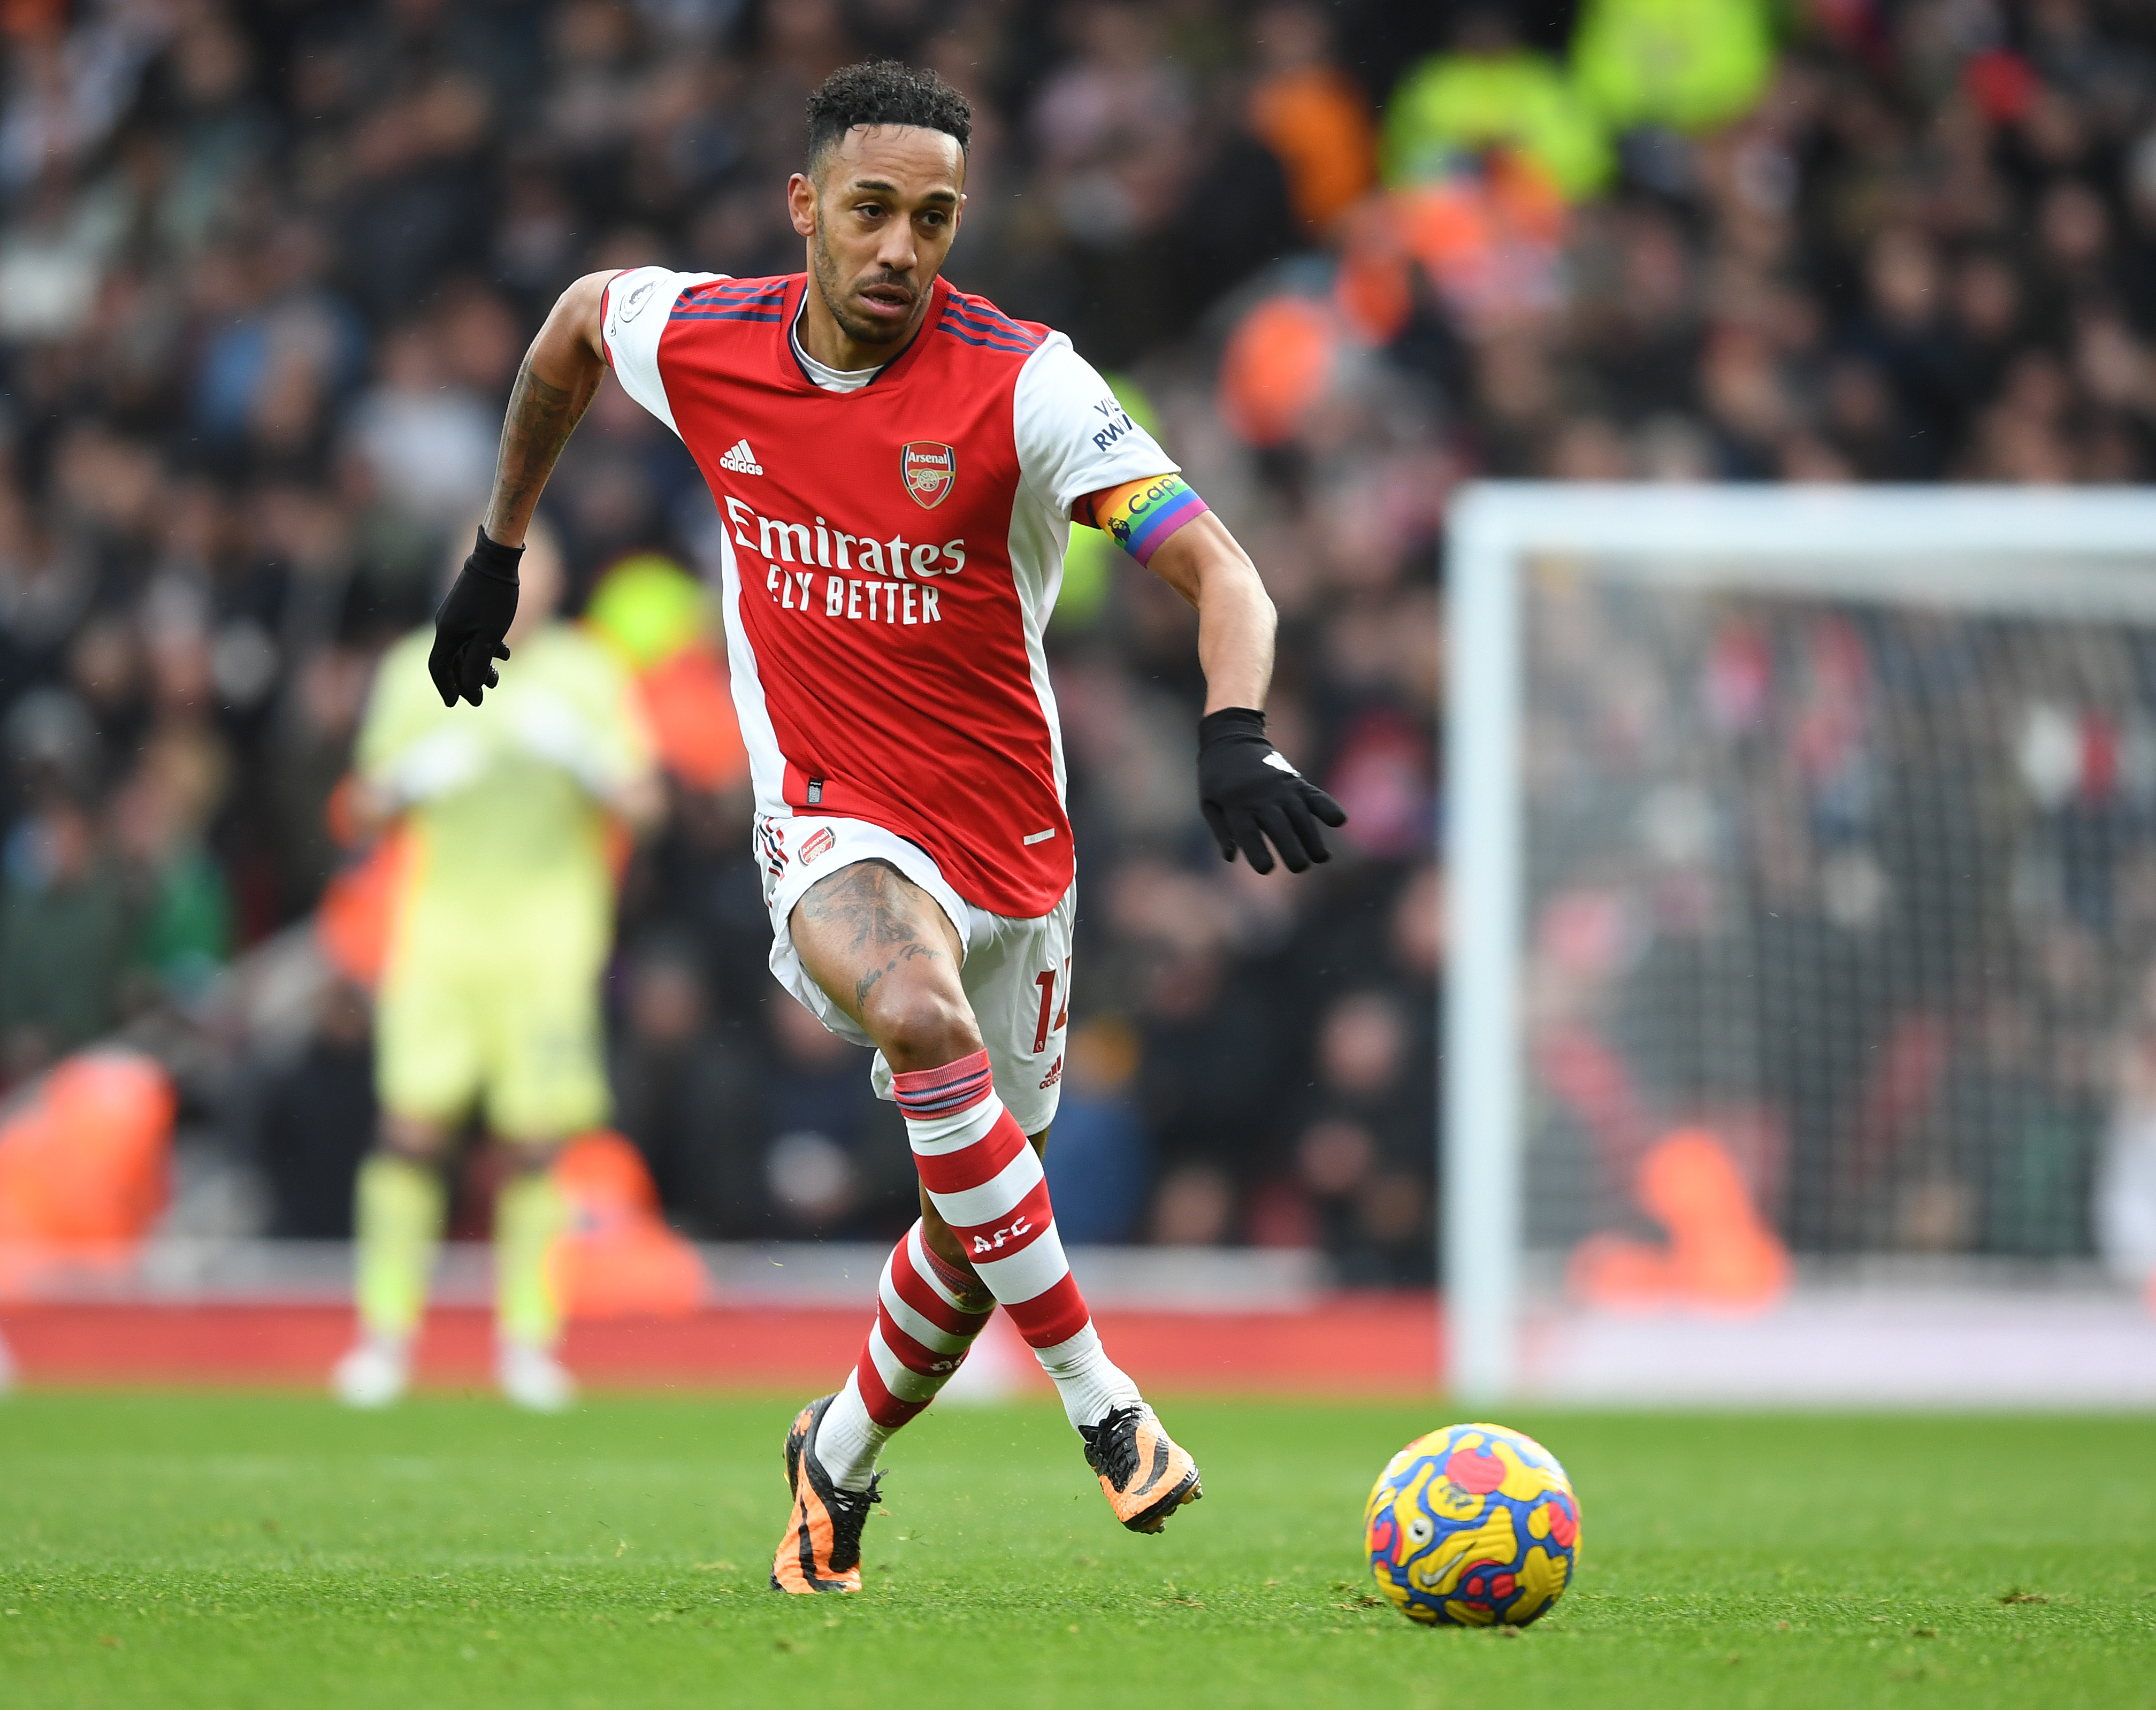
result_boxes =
[1443,484,2156,1402]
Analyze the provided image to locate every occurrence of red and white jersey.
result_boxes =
[601,269,1175,917]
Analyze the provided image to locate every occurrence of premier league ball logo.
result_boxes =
[902,442,957,509]
[1364,1422,1580,1627]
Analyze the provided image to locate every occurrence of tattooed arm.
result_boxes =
[481,271,613,548]
[426,272,618,706]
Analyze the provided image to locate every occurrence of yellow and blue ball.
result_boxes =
[1364,1422,1580,1627]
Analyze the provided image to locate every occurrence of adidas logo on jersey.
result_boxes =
[718,438,763,475]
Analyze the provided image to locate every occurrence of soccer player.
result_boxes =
[333,525,660,1412]
[428,61,1343,1587]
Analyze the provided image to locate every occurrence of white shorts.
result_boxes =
[756,812,1074,1135]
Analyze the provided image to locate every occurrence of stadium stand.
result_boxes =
[1,0,2153,1306]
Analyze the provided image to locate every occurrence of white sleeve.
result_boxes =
[1013,334,1179,519]
[600,267,721,440]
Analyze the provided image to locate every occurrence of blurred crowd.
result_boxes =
[9,0,2156,1280]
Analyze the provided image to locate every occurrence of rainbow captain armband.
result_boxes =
[1087,473,1209,566]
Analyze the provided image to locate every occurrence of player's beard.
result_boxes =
[810,224,921,348]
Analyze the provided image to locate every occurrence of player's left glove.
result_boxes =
[1196,707,1346,876]
[428,527,522,708]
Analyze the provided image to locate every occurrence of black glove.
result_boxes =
[1196,706,1347,875]
[427,527,523,707]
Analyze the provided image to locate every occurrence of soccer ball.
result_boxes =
[1364,1422,1580,1627]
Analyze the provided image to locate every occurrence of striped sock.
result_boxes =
[813,1221,993,1490]
[891,1050,1142,1433]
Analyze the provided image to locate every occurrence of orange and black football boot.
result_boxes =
[1081,1404,1203,1533]
[771,1394,880,1593]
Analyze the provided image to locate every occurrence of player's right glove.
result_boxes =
[1196,706,1347,876]
[428,527,523,707]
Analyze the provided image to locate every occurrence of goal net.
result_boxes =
[1444,485,2156,1401]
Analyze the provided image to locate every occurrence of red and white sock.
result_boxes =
[891,1049,1142,1433]
[813,1220,993,1491]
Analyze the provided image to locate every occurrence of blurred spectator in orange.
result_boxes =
[1246,3,1377,236]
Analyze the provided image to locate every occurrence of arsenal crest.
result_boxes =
[901,441,957,509]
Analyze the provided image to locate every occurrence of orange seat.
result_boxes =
[553,1132,708,1318]
[1568,1127,1791,1312]
[0,1052,177,1292]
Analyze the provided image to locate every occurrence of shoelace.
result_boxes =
[828,1473,883,1524]
[822,1472,882,1573]
[1082,1406,1145,1487]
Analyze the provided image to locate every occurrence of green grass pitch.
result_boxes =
[1,1394,2151,1708]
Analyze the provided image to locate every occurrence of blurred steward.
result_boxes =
[1383,10,1610,203]
[1569,0,1775,138]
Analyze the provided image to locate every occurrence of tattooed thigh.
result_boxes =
[788,860,965,1024]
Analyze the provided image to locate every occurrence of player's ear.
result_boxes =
[786,171,818,238]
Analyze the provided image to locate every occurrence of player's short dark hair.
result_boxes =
[805,60,971,175]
